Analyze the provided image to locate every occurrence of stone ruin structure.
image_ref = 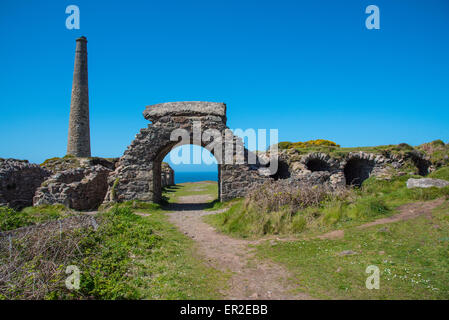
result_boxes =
[103,101,269,204]
[33,165,111,211]
[268,148,432,189]
[0,159,51,210]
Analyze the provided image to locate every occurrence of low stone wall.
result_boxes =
[0,159,51,210]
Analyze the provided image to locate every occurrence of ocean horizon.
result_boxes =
[174,171,218,184]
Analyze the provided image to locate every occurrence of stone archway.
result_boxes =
[104,101,271,204]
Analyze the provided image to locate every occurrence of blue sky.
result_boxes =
[0,0,448,172]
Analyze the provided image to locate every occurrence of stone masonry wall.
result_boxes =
[33,165,111,211]
[0,159,51,210]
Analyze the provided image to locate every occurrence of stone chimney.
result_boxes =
[67,36,91,157]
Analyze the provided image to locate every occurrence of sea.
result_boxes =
[174,171,218,184]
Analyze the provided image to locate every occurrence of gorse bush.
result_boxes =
[278,139,340,150]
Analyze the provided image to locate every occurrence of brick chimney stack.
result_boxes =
[67,36,91,157]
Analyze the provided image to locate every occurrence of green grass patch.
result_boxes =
[429,167,449,181]
[255,203,449,299]
[163,181,218,203]
[0,204,70,231]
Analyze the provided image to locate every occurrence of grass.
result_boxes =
[163,181,218,203]
[255,200,449,299]
[0,204,70,231]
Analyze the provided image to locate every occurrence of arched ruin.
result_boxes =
[103,102,270,204]
[409,151,431,176]
[305,158,330,172]
[344,157,375,187]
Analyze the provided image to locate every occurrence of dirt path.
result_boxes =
[164,194,312,300]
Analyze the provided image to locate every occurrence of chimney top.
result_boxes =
[76,36,87,42]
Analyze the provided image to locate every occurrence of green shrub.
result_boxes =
[430,139,445,147]
[0,205,69,231]
[0,207,31,231]
[108,205,134,217]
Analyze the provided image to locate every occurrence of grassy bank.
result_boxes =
[70,205,226,299]
[256,200,449,299]
[1,199,226,300]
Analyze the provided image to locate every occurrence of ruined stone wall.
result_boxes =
[264,149,431,189]
[33,165,111,211]
[0,159,51,210]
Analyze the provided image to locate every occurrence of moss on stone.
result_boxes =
[110,178,120,201]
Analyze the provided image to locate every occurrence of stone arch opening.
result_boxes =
[104,102,270,205]
[160,144,219,204]
[409,153,430,176]
[344,158,375,187]
[305,158,330,172]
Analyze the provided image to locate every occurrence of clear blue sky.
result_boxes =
[0,0,448,173]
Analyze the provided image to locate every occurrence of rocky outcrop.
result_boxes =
[0,159,51,209]
[33,165,111,210]
[406,178,449,189]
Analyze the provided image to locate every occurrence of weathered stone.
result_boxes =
[143,101,226,122]
[406,178,449,189]
[33,165,111,210]
[161,162,175,187]
[0,159,51,209]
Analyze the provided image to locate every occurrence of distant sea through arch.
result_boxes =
[174,171,218,184]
